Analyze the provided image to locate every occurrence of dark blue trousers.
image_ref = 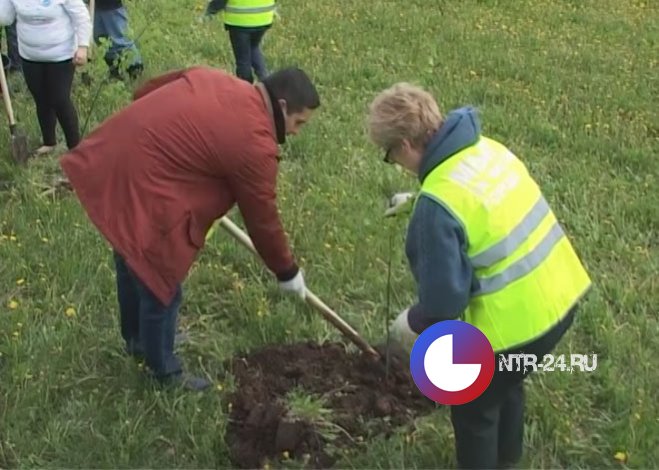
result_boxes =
[227,26,268,83]
[113,251,182,380]
[449,307,576,468]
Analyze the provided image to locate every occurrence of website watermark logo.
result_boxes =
[410,321,597,405]
[498,353,597,373]
[409,321,495,406]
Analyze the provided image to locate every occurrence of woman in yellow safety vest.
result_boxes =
[367,82,592,469]
[202,0,276,83]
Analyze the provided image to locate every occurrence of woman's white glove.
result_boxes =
[390,308,419,354]
[278,270,307,300]
[384,192,415,217]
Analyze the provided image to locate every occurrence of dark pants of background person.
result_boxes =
[1,22,21,71]
[203,0,270,83]
[113,251,183,382]
[21,58,80,149]
[227,25,269,83]
[449,306,577,469]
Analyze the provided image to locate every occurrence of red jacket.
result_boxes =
[60,66,298,305]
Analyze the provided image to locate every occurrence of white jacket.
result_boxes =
[0,0,92,62]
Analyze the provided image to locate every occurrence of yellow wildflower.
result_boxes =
[614,451,627,463]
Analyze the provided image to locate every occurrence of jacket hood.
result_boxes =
[419,106,481,182]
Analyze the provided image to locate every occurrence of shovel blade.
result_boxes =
[10,127,29,165]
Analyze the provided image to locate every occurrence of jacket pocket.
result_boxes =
[143,211,203,286]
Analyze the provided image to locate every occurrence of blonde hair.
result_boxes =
[367,82,443,151]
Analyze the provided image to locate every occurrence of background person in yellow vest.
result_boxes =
[202,0,275,83]
[367,83,592,469]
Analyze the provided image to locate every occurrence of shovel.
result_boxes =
[0,59,29,164]
[80,0,95,86]
[88,0,95,60]
[212,216,381,359]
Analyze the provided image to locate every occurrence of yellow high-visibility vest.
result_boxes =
[223,0,275,28]
[419,136,592,352]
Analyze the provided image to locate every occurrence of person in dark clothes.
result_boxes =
[60,66,320,391]
[202,0,276,83]
[0,0,92,154]
[87,0,144,80]
[0,21,20,72]
[368,82,593,469]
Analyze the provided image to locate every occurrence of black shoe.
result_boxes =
[127,63,144,80]
[108,66,123,81]
[162,373,212,391]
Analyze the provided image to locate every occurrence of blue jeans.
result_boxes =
[228,27,268,83]
[94,7,143,68]
[113,251,182,380]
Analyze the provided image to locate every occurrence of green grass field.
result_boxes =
[1,0,657,468]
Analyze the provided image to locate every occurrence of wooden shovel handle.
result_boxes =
[88,0,95,60]
[0,62,17,126]
[217,216,381,358]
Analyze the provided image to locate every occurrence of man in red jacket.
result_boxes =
[60,65,320,390]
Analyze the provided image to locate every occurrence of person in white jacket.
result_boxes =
[0,0,91,154]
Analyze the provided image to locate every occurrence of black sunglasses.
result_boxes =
[383,147,394,164]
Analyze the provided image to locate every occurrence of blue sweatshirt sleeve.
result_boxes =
[405,194,476,333]
[205,0,228,15]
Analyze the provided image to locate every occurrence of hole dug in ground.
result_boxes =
[223,341,437,468]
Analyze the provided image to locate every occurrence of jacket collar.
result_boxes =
[257,83,286,145]
[418,106,481,183]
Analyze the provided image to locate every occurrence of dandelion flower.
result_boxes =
[65,307,76,317]
[614,451,627,463]
[8,300,18,309]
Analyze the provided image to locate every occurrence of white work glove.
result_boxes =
[390,308,419,354]
[278,270,306,300]
[384,192,415,217]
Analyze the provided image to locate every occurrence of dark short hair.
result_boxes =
[262,67,321,113]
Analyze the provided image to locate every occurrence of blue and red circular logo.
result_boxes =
[410,321,495,405]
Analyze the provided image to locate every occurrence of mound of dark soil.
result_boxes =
[223,341,437,468]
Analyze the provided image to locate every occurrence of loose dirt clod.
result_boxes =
[223,341,436,468]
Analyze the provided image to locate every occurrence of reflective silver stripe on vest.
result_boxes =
[471,196,551,269]
[225,5,275,13]
[475,222,565,296]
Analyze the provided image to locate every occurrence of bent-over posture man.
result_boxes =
[60,66,320,390]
